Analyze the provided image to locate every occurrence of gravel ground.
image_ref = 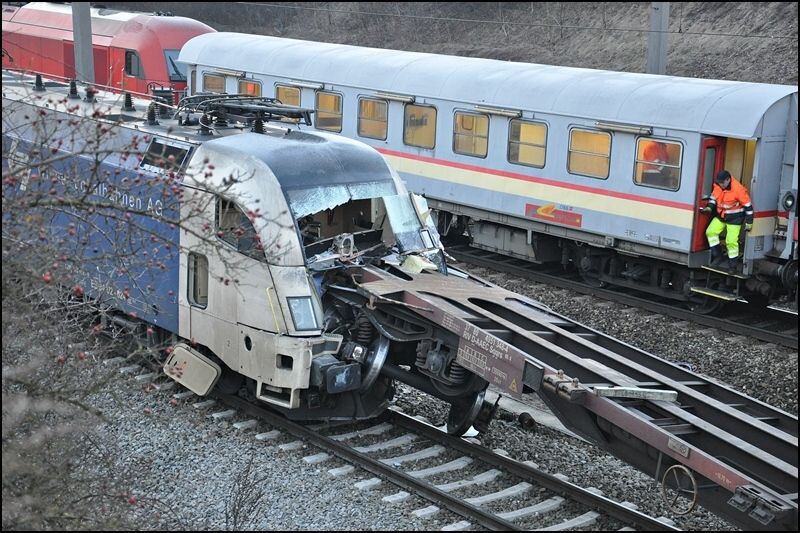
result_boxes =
[55,264,797,531]
[81,370,470,531]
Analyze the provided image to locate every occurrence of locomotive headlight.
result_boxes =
[287,296,319,331]
[783,192,795,210]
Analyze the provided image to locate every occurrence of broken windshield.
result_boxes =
[286,181,396,219]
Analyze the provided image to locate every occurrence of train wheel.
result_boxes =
[687,291,723,315]
[575,246,607,288]
[446,388,486,436]
[359,336,390,393]
[216,365,244,394]
[580,271,606,288]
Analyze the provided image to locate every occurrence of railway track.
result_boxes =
[111,356,680,531]
[445,244,798,349]
[204,390,679,531]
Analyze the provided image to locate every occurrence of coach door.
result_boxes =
[692,137,726,251]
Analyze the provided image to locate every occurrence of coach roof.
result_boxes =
[180,32,797,140]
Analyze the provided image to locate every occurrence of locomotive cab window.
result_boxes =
[315,91,343,132]
[453,111,489,158]
[202,73,226,94]
[635,139,682,190]
[164,50,185,82]
[404,104,437,150]
[276,85,301,106]
[188,253,208,308]
[357,97,388,140]
[508,119,547,168]
[125,50,143,79]
[568,128,611,179]
[140,138,192,173]
[215,198,265,261]
[239,79,262,97]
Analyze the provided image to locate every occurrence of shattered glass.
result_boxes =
[287,181,395,218]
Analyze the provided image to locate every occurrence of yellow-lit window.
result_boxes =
[508,119,547,168]
[453,112,489,158]
[238,80,261,96]
[315,91,342,132]
[358,98,388,140]
[634,138,682,190]
[404,104,436,149]
[568,129,611,179]
[276,85,300,106]
[202,73,225,93]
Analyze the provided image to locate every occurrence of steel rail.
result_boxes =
[216,392,520,530]
[385,408,681,531]
[446,244,798,349]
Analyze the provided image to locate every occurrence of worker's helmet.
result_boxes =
[715,170,731,183]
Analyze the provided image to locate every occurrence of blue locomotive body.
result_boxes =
[4,123,182,333]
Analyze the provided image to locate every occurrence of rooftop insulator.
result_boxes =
[68,80,81,100]
[199,114,212,136]
[157,97,170,118]
[33,73,45,92]
[252,116,264,134]
[84,87,97,103]
[147,102,159,125]
[122,92,135,112]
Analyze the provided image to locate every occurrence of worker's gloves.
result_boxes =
[745,223,753,232]
[698,206,712,214]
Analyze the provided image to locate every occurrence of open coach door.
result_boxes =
[693,136,726,253]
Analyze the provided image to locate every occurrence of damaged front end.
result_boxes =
[286,187,494,435]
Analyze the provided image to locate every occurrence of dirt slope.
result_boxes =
[106,1,797,85]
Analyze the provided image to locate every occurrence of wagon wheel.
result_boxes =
[446,388,486,436]
[576,249,606,288]
[686,284,724,315]
[660,464,698,515]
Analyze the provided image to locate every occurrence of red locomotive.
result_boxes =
[2,2,214,98]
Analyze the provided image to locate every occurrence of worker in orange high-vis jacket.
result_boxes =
[699,170,754,272]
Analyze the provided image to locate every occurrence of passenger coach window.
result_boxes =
[508,119,547,168]
[125,51,143,78]
[188,253,208,308]
[568,129,611,179]
[190,69,196,96]
[203,73,225,93]
[276,85,300,106]
[404,104,436,150]
[453,111,489,158]
[358,98,388,140]
[215,199,264,261]
[315,91,343,132]
[239,80,262,96]
[635,138,682,190]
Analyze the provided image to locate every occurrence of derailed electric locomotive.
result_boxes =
[3,72,797,531]
[1,70,499,433]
